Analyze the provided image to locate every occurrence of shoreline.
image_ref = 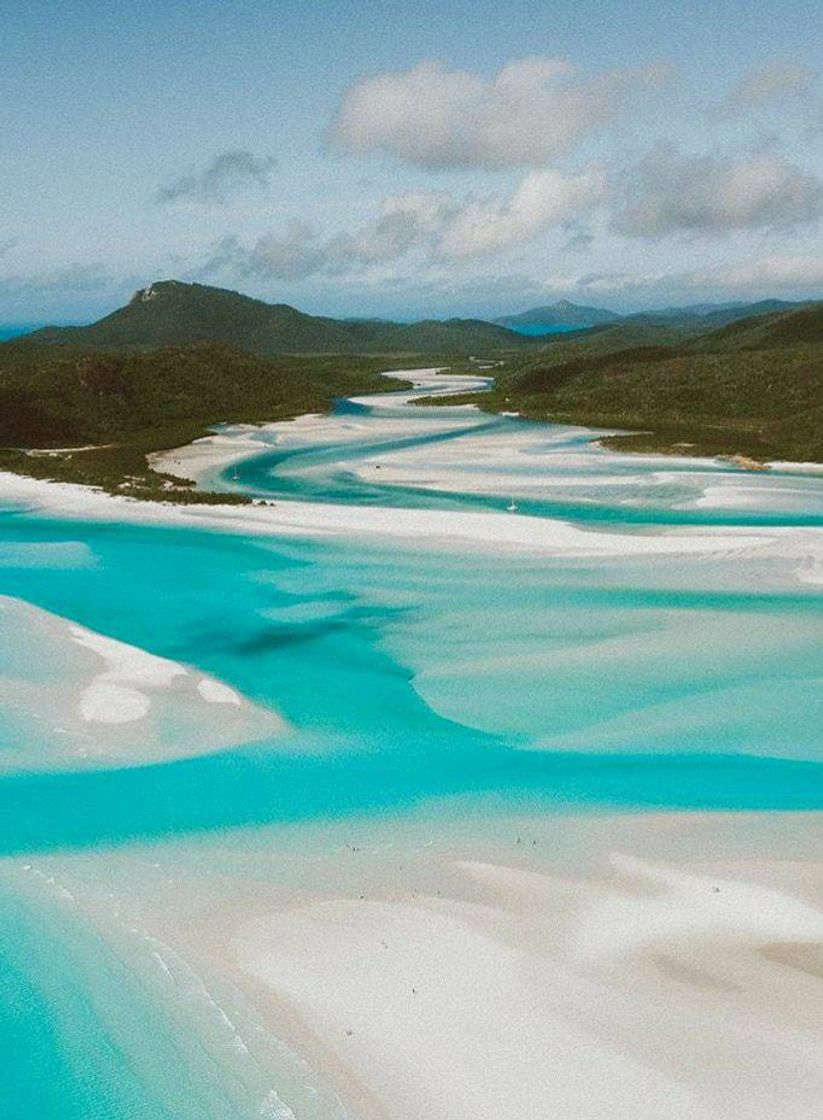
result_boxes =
[4,377,823,1116]
[3,367,823,569]
[0,467,796,561]
[10,807,823,1120]
[0,595,288,771]
[6,364,823,509]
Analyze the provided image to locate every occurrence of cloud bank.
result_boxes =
[436,168,604,256]
[717,62,816,116]
[205,167,602,281]
[614,151,823,237]
[329,57,666,170]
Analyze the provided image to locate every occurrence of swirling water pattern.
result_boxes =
[2,370,823,1117]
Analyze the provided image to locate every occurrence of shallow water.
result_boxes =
[1,370,823,1117]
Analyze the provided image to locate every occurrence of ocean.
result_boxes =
[1,371,822,1117]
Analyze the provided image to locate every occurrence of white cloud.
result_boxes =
[436,168,604,257]
[204,168,601,281]
[205,222,325,281]
[613,150,823,237]
[203,200,450,282]
[328,57,666,170]
[157,150,277,205]
[717,62,816,115]
[687,254,823,293]
[0,264,130,321]
[517,254,823,304]
[326,193,454,267]
[0,263,112,294]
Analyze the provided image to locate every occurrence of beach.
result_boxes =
[4,369,823,576]
[9,4,823,1113]
[6,809,823,1119]
[1,369,823,1118]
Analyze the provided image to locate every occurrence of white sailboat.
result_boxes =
[506,495,518,513]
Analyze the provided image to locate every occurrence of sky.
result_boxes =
[2,0,823,323]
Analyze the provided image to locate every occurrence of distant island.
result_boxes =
[1,279,822,498]
[495,297,808,335]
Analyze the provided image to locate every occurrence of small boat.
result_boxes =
[506,497,518,513]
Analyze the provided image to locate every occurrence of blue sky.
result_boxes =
[2,0,823,322]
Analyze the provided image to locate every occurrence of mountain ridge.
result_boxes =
[415,298,823,462]
[496,300,620,330]
[496,297,810,334]
[23,279,529,355]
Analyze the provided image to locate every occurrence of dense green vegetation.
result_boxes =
[3,280,822,503]
[0,279,531,498]
[415,301,823,462]
[0,340,414,499]
[494,297,807,333]
[26,280,528,355]
[0,340,409,445]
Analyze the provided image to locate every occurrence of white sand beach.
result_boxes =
[3,369,823,1116]
[8,8,823,1117]
[5,368,821,569]
[9,808,823,1120]
[0,465,795,559]
[0,596,288,770]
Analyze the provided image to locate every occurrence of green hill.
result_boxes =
[418,300,823,462]
[621,299,804,330]
[498,320,700,366]
[495,298,805,335]
[0,340,400,445]
[690,301,823,351]
[24,280,527,355]
[0,340,411,497]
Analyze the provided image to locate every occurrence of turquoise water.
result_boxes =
[0,324,42,340]
[224,404,823,527]
[504,323,584,336]
[0,887,229,1120]
[1,376,823,1116]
